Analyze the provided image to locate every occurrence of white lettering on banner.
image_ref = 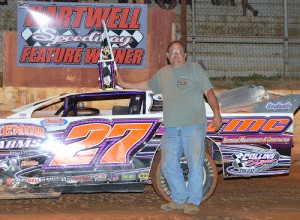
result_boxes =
[32,29,132,46]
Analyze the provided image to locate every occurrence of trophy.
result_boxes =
[98,21,117,90]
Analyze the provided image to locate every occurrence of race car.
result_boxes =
[0,85,299,202]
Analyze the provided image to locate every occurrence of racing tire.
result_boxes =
[150,150,218,203]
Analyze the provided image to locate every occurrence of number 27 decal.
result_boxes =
[47,119,159,168]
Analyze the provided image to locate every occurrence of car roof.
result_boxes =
[7,89,148,119]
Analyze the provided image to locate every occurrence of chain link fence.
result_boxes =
[0,0,299,79]
[179,0,300,78]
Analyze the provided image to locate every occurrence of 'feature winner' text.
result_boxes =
[20,47,144,65]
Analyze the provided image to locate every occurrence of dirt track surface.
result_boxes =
[0,157,299,220]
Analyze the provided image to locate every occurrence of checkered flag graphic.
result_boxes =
[21,28,75,47]
[108,30,143,48]
[232,153,246,168]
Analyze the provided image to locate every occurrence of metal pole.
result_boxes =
[192,0,195,61]
[181,0,187,47]
[283,0,289,78]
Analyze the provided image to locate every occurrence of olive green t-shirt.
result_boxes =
[149,62,213,127]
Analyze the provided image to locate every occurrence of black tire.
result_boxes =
[150,150,218,203]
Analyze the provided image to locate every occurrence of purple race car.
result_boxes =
[0,85,299,201]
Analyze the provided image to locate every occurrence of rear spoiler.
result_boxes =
[254,94,300,113]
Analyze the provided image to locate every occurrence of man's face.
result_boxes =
[167,43,187,68]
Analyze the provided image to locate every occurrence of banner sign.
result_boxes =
[17,1,148,68]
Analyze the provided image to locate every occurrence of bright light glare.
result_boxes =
[41,136,64,154]
[41,136,82,158]
[29,10,51,26]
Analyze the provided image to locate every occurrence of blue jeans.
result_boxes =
[161,124,206,205]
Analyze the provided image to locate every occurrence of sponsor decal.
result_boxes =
[0,157,20,174]
[27,177,42,185]
[207,116,292,134]
[227,149,280,174]
[6,178,13,186]
[222,135,291,144]
[121,173,136,181]
[149,94,163,112]
[19,113,27,118]
[138,173,149,180]
[45,176,61,183]
[66,175,93,184]
[0,139,43,149]
[266,102,292,111]
[152,94,163,101]
[21,160,39,167]
[108,173,119,182]
[41,118,67,127]
[10,149,50,155]
[0,124,46,138]
[94,173,107,182]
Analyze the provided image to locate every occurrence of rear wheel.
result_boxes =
[150,150,218,203]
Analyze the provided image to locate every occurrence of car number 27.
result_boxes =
[47,120,159,167]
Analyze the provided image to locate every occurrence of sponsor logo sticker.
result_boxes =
[94,173,107,182]
[27,177,42,185]
[108,173,119,182]
[138,173,149,180]
[228,149,280,174]
[66,175,93,184]
[21,160,39,167]
[121,173,136,181]
[41,118,67,127]
[266,102,292,110]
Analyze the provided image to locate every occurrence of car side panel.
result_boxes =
[0,116,163,198]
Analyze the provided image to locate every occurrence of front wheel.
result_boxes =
[150,151,218,203]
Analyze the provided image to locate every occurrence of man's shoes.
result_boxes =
[184,203,199,215]
[161,202,187,211]
[253,10,258,16]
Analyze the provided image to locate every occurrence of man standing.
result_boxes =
[116,41,222,215]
